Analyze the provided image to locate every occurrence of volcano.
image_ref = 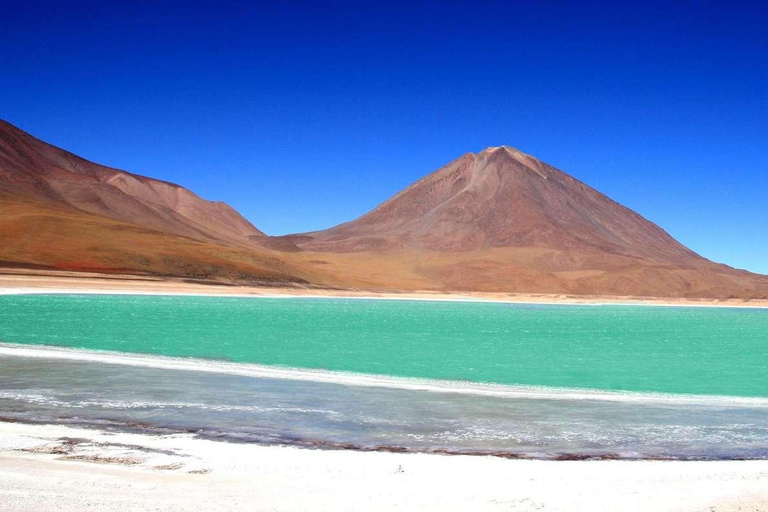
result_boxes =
[287,146,768,298]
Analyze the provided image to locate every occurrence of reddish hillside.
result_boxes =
[289,147,768,298]
[0,119,289,250]
[2,120,766,298]
[0,120,306,283]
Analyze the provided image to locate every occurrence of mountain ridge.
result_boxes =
[293,146,699,260]
[1,119,766,298]
[285,145,766,297]
[0,119,308,283]
[0,119,297,250]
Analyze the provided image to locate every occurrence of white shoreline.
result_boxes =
[3,285,768,310]
[1,421,767,512]
[2,343,767,408]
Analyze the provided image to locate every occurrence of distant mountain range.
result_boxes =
[2,119,766,298]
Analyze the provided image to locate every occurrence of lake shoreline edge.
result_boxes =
[2,270,768,309]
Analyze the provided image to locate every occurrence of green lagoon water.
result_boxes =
[1,293,767,398]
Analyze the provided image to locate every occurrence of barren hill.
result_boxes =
[0,120,305,283]
[0,120,296,250]
[1,120,766,298]
[289,147,768,298]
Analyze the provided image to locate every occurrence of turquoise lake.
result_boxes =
[1,293,766,397]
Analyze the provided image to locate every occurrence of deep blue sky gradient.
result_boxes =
[2,1,766,273]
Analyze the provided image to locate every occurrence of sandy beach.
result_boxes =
[2,269,768,308]
[0,421,766,512]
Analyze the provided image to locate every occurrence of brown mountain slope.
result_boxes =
[288,147,768,298]
[0,193,317,284]
[0,119,309,284]
[0,119,296,250]
[2,120,765,298]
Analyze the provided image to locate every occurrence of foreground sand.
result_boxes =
[2,269,768,308]
[0,422,766,512]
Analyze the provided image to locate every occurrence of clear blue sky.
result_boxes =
[2,1,766,274]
